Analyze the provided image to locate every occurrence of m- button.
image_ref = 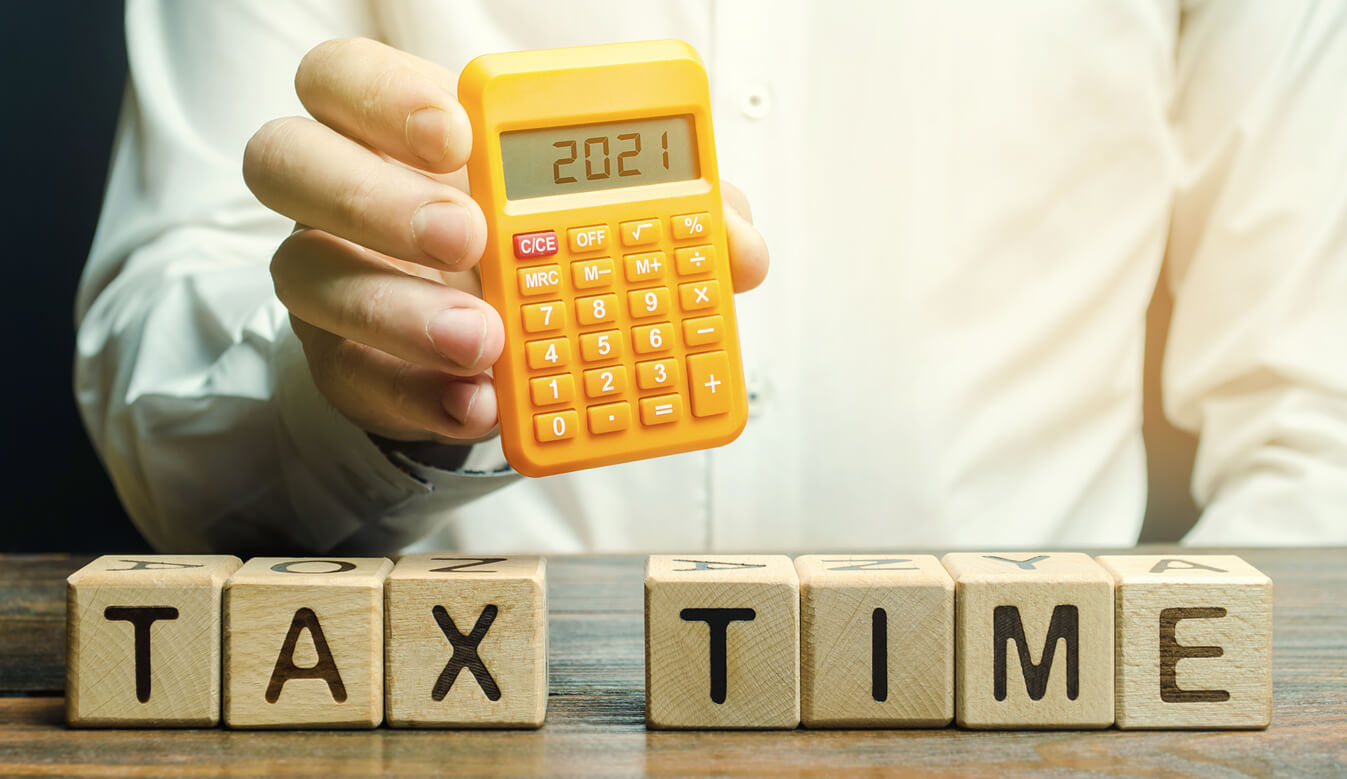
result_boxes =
[687,351,733,417]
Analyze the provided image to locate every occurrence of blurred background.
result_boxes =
[0,1,1198,553]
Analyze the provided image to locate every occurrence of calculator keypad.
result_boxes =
[510,213,739,447]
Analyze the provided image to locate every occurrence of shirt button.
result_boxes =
[740,85,771,119]
[746,371,769,417]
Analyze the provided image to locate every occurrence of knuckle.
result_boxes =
[330,337,366,390]
[386,359,419,419]
[335,167,384,239]
[340,271,395,342]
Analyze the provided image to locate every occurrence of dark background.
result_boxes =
[0,1,1197,553]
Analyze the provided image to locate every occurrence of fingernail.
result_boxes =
[412,201,471,266]
[427,307,487,369]
[406,106,451,164]
[443,381,481,425]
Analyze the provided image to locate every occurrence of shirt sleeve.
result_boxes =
[1165,0,1347,544]
[75,0,518,556]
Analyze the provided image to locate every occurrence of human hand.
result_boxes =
[244,38,768,445]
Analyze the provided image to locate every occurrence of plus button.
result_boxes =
[703,374,721,394]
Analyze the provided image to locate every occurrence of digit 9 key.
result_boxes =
[458,40,748,476]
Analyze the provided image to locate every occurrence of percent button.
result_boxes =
[672,212,711,241]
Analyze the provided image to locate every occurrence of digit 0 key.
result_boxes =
[459,40,749,476]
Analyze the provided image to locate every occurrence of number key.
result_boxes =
[525,338,570,370]
[632,322,674,355]
[529,374,574,406]
[580,329,623,362]
[583,366,628,399]
[576,294,618,326]
[628,287,669,319]
[521,301,565,333]
[534,410,578,443]
[636,358,678,390]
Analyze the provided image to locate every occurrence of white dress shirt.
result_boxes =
[76,0,1347,554]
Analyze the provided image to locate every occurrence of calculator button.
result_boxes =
[579,330,623,362]
[619,218,662,247]
[683,315,725,347]
[671,212,711,241]
[632,322,674,355]
[534,410,578,443]
[639,394,684,426]
[588,402,631,435]
[525,338,570,370]
[572,258,616,290]
[624,252,667,283]
[687,351,733,417]
[675,245,715,276]
[679,280,721,312]
[513,230,558,259]
[628,287,670,319]
[583,365,628,399]
[636,358,679,390]
[576,294,619,326]
[521,301,566,334]
[529,374,574,406]
[567,225,610,254]
[517,265,561,296]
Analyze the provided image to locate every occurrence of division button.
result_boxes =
[675,245,715,276]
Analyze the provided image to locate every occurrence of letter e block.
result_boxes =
[224,557,392,729]
[385,555,547,728]
[796,555,953,727]
[645,555,799,729]
[66,555,242,727]
[1095,555,1272,729]
[942,553,1114,729]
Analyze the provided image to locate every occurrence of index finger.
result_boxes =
[296,38,471,173]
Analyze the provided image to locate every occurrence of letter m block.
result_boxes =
[66,555,242,726]
[942,553,1115,729]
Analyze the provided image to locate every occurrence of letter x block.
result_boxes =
[644,555,799,729]
[223,557,392,729]
[66,555,242,727]
[384,555,548,728]
[796,555,954,728]
[942,553,1114,729]
[1095,555,1272,730]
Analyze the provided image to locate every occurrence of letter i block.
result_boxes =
[1095,555,1272,730]
[795,555,954,728]
[942,553,1114,729]
[223,557,392,729]
[384,555,548,728]
[66,555,242,727]
[644,555,800,729]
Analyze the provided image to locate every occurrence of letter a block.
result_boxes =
[942,553,1114,729]
[224,557,392,728]
[384,555,547,728]
[796,555,954,728]
[1095,555,1272,729]
[66,555,242,727]
[644,555,799,729]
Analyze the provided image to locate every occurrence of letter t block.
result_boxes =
[66,555,242,727]
[384,555,548,728]
[644,555,799,729]
[942,552,1114,729]
[224,557,392,729]
[1095,555,1272,729]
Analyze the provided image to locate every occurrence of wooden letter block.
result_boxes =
[644,555,799,729]
[943,552,1114,729]
[224,557,392,729]
[1095,554,1272,730]
[66,555,242,727]
[384,555,547,728]
[796,555,954,728]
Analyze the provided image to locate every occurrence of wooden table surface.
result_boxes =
[0,548,1344,777]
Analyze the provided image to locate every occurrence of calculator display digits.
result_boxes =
[459,40,748,477]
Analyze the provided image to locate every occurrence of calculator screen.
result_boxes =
[500,115,699,200]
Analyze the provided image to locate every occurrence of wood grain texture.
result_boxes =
[1097,554,1273,730]
[0,549,1344,776]
[644,555,799,729]
[384,555,547,728]
[796,554,953,728]
[223,558,392,729]
[65,555,241,727]
[943,552,1114,730]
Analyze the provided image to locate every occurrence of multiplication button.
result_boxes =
[678,280,721,312]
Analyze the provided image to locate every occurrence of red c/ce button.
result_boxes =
[513,230,558,259]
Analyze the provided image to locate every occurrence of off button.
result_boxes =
[513,230,558,259]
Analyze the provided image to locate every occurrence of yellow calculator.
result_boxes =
[459,40,747,477]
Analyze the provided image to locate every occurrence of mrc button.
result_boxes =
[513,230,558,259]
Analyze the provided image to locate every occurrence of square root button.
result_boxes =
[687,351,733,417]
